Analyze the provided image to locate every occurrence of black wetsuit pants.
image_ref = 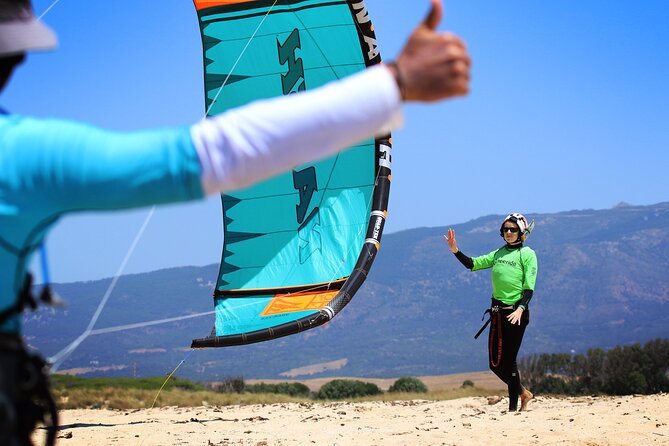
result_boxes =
[488,305,529,411]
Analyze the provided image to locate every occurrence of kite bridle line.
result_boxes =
[87,310,215,336]
[48,207,156,371]
[139,348,196,446]
[148,349,195,410]
[37,0,61,20]
[204,0,280,117]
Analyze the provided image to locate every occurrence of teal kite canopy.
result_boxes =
[190,0,392,348]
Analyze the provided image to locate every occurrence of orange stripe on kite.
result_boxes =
[260,290,338,316]
[194,0,256,11]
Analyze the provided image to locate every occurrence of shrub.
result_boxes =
[316,379,382,400]
[519,338,669,396]
[535,376,570,395]
[245,382,310,397]
[388,376,428,393]
[212,376,245,393]
[461,380,474,388]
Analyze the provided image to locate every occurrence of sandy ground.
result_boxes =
[39,393,669,446]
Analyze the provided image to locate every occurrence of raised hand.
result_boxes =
[444,228,458,253]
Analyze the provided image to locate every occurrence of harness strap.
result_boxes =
[0,338,59,446]
[474,308,492,339]
[488,307,503,368]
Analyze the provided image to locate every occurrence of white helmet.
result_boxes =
[0,0,57,57]
[500,213,535,242]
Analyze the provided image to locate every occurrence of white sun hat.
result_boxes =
[0,0,57,56]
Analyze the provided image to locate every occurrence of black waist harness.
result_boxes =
[474,298,517,339]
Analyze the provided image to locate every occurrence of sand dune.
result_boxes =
[40,393,669,445]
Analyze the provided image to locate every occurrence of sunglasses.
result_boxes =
[503,227,520,233]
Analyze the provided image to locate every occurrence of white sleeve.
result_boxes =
[190,64,403,195]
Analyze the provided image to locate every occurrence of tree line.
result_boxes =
[519,338,669,395]
[211,376,429,399]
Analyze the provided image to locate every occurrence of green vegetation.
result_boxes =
[461,380,474,388]
[388,376,428,393]
[316,380,382,400]
[520,338,669,396]
[51,387,309,410]
[210,376,245,393]
[49,374,499,409]
[245,382,310,397]
[209,377,310,397]
[51,375,204,391]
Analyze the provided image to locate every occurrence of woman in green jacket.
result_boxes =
[445,213,537,412]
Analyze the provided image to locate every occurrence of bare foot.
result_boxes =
[520,387,534,411]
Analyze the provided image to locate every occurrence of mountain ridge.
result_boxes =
[24,202,669,381]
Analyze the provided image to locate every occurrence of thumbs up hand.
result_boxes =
[389,0,471,102]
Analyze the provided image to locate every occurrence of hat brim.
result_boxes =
[0,17,57,56]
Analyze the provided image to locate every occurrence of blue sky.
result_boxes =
[3,0,668,283]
